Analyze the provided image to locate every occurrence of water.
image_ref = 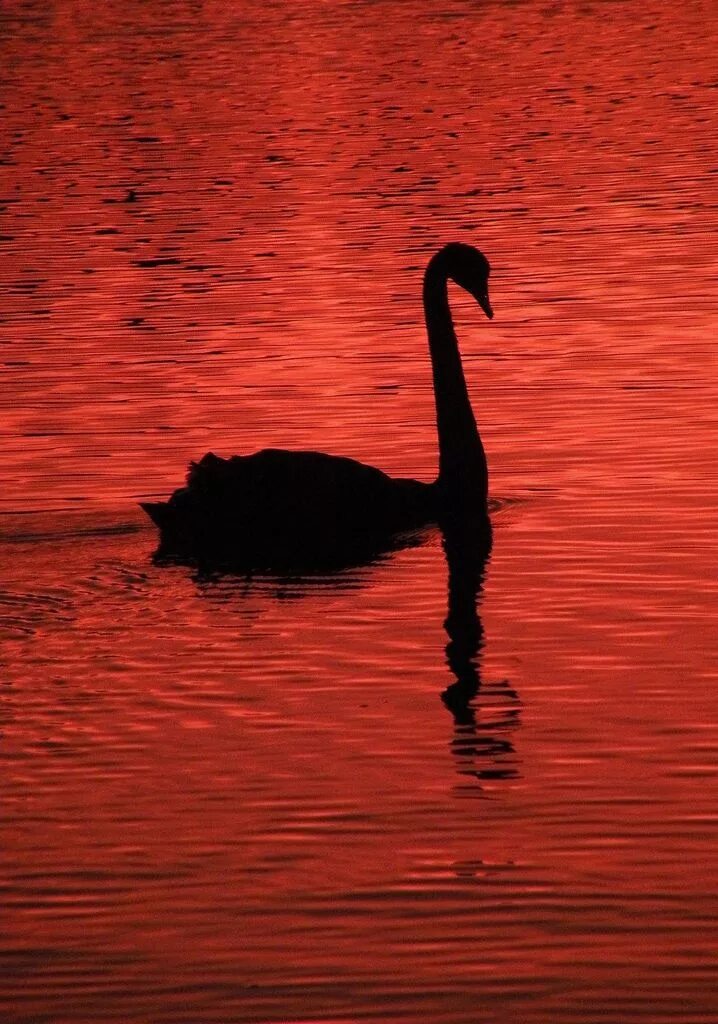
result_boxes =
[2,1,717,1021]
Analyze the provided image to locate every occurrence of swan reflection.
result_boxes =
[441,522,521,791]
[177,519,520,789]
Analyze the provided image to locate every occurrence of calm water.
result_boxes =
[2,1,717,1021]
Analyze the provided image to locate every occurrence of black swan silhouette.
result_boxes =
[141,242,494,567]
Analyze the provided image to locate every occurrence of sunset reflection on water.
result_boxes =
[2,1,717,1021]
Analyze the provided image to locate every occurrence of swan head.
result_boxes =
[436,242,493,319]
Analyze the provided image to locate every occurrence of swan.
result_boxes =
[141,242,494,566]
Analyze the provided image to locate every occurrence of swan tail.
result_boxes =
[140,501,171,529]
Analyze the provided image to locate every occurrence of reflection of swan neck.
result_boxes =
[441,524,490,724]
[424,255,488,507]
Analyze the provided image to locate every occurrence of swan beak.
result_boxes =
[477,292,494,319]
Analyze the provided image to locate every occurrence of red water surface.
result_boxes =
[1,1,717,1022]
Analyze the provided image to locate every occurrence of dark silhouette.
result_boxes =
[141,243,494,570]
[441,521,520,788]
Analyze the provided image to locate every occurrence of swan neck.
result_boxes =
[424,258,487,506]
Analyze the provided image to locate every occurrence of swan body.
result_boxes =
[142,242,494,567]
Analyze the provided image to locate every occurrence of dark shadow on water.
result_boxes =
[442,522,521,792]
[152,516,520,788]
[153,525,429,590]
